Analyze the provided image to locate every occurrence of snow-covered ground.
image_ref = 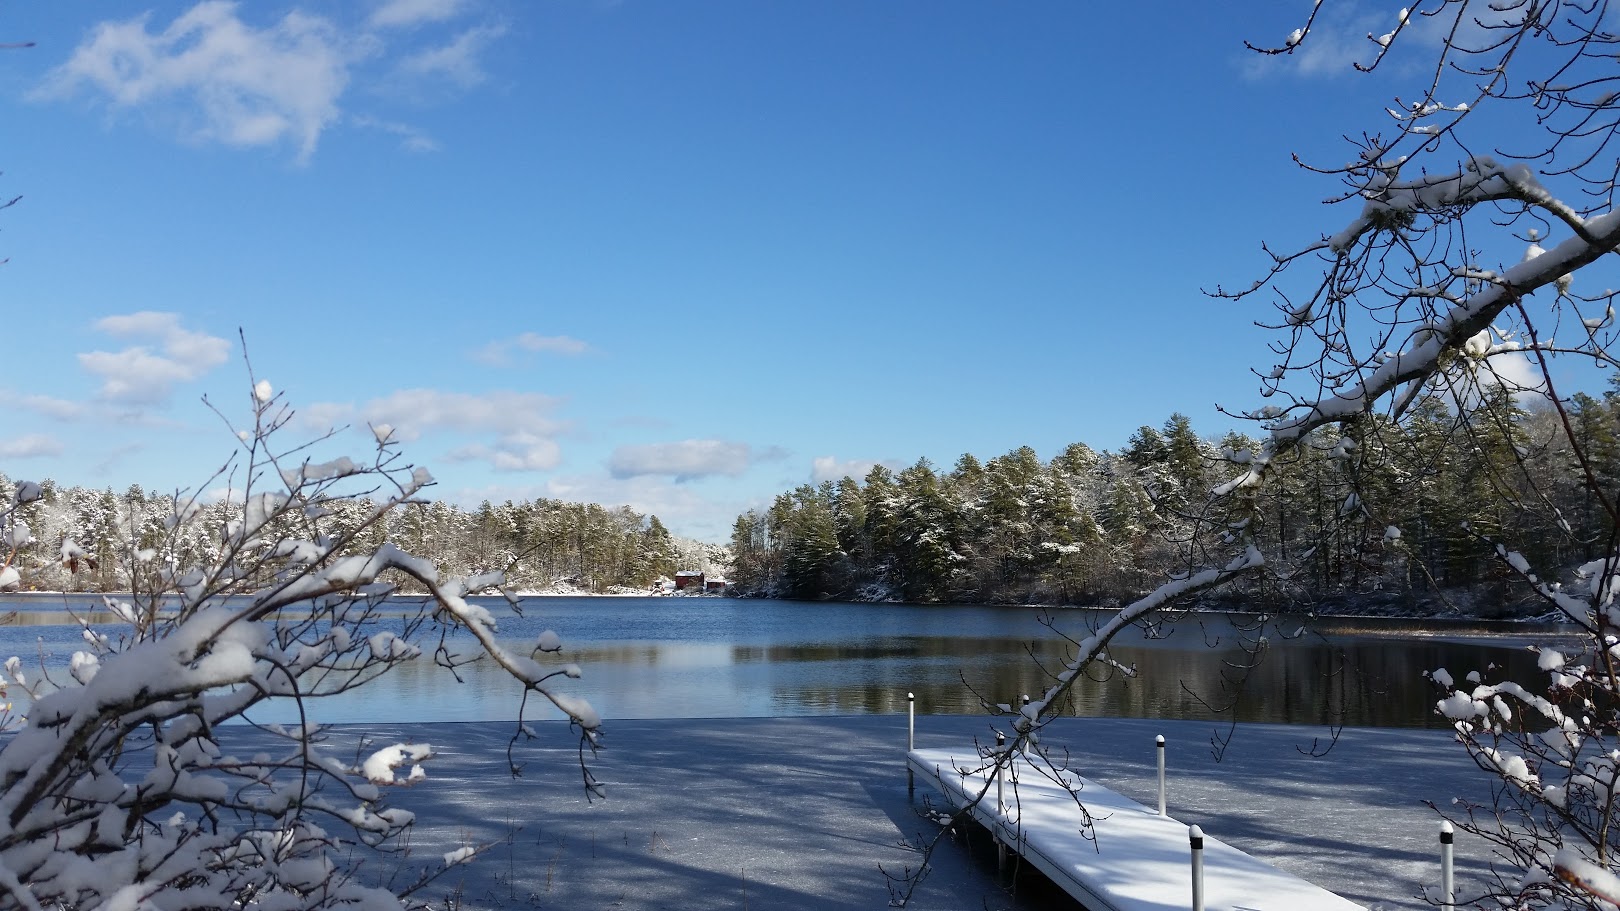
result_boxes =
[240,715,1495,910]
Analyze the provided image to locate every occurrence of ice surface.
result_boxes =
[194,715,1500,911]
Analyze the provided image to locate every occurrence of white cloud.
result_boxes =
[370,0,469,30]
[397,24,507,89]
[811,455,903,484]
[77,311,230,405]
[473,332,592,366]
[304,388,569,472]
[298,400,357,430]
[202,485,245,505]
[1433,349,1549,415]
[35,2,361,162]
[447,470,756,543]
[6,392,88,421]
[35,1,507,162]
[609,439,756,482]
[355,388,565,440]
[352,115,439,152]
[1241,5,1392,80]
[1483,350,1550,402]
[535,473,741,542]
[446,431,562,472]
[0,434,64,459]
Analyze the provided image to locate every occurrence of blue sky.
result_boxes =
[0,1,1490,542]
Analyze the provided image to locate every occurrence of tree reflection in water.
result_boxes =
[0,596,1554,727]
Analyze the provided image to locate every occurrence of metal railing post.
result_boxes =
[996,731,1007,873]
[1440,821,1455,908]
[1157,734,1167,817]
[995,732,1006,813]
[906,692,915,798]
[1189,825,1205,911]
[1020,695,1030,756]
[907,692,915,751]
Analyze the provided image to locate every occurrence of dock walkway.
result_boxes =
[908,746,1365,911]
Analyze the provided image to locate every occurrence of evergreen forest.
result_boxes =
[729,388,1619,616]
[0,476,720,595]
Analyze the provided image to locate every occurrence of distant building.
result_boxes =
[674,570,705,591]
[704,577,728,592]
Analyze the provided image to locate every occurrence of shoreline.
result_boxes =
[0,588,1577,626]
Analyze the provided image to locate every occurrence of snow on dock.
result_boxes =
[909,747,1365,911]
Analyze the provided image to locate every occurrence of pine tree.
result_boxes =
[781,486,848,600]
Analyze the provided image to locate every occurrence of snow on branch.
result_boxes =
[0,372,601,910]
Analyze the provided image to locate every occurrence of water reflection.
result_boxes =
[705,630,1542,727]
[0,595,1556,727]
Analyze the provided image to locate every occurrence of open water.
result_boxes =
[0,594,1561,727]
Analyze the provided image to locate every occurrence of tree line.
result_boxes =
[0,475,723,594]
[729,385,1615,616]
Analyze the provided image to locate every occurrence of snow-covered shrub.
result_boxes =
[0,377,600,910]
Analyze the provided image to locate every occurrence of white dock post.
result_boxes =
[908,692,915,751]
[1189,824,1205,911]
[906,692,915,798]
[995,732,1007,811]
[1156,734,1167,816]
[996,731,1007,873]
[1019,695,1030,756]
[1440,821,1455,908]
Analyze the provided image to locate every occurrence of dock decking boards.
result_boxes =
[908,747,1366,911]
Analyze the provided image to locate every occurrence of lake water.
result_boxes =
[0,595,1560,728]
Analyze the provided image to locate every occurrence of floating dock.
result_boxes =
[908,747,1366,911]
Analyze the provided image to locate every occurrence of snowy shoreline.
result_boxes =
[265,714,1493,911]
[0,580,1568,615]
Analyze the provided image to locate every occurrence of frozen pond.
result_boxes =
[0,594,1557,727]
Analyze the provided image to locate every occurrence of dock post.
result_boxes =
[996,732,1007,873]
[1189,825,1205,911]
[1440,821,1455,908]
[1156,734,1167,816]
[906,692,915,798]
[1020,695,1029,756]
[995,732,1006,812]
[908,692,915,751]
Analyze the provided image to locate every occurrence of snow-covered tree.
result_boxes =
[0,376,602,910]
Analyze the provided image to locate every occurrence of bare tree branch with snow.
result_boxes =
[895,2,1620,906]
[0,368,601,910]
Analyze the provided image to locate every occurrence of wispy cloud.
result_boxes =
[446,432,562,472]
[535,473,742,542]
[35,2,360,162]
[306,388,569,472]
[352,115,439,152]
[310,388,566,438]
[35,1,507,162]
[77,311,230,406]
[369,0,470,30]
[609,439,767,482]
[1241,4,1389,79]
[810,455,903,484]
[398,24,507,89]
[0,434,64,459]
[448,473,744,542]
[92,443,144,475]
[473,332,591,366]
[6,392,89,421]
